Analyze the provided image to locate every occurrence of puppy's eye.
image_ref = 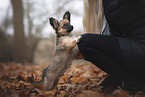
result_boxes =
[63,24,67,28]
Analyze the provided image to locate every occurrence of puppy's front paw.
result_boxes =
[76,36,82,43]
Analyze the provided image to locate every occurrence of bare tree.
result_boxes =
[11,0,27,62]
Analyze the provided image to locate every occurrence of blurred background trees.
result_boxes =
[0,0,83,64]
[11,0,26,62]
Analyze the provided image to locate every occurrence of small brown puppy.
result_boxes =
[32,11,81,91]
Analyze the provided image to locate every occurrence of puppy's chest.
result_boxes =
[63,36,75,43]
[57,36,77,50]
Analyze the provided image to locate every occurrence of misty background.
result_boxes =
[0,0,83,64]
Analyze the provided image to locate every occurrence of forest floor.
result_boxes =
[0,61,144,97]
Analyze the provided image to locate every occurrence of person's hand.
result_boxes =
[76,51,85,59]
[75,45,85,59]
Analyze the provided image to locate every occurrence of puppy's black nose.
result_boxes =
[67,25,73,32]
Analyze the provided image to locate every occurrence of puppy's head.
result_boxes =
[49,11,73,36]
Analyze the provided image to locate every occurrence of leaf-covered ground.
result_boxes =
[0,62,144,97]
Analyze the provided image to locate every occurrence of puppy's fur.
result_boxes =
[33,11,81,91]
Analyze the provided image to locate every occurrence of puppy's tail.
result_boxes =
[31,66,48,84]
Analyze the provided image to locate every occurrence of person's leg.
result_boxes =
[78,33,130,80]
[77,33,131,94]
[77,33,145,95]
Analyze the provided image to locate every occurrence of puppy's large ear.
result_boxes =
[49,17,60,30]
[63,11,71,22]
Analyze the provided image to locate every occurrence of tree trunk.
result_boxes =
[11,0,26,62]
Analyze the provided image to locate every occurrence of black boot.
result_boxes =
[122,75,145,95]
[98,75,122,94]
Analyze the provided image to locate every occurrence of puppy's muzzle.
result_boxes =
[63,23,74,32]
[67,25,73,32]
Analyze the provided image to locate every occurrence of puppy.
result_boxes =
[33,11,81,91]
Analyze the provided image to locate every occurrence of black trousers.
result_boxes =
[77,33,145,94]
[78,33,130,80]
[78,34,145,94]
